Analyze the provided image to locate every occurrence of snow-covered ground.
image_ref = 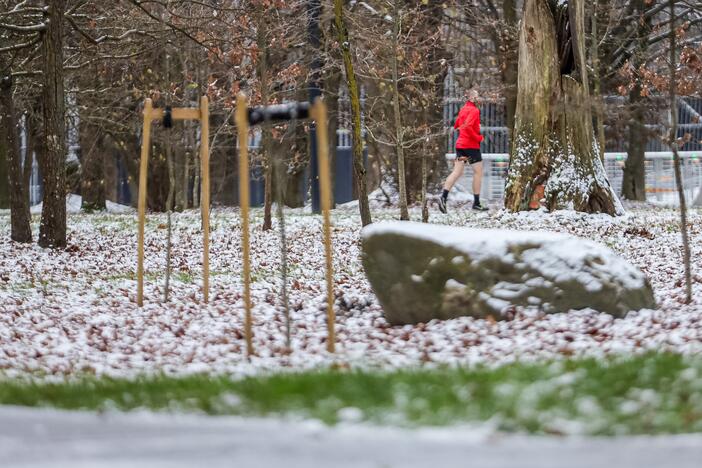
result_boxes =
[2,405,701,468]
[1,202,701,378]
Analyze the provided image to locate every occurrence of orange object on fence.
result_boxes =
[529,184,545,210]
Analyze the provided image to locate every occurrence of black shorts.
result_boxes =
[456,148,482,164]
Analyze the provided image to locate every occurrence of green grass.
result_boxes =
[2,353,702,435]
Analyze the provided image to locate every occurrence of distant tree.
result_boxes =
[0,72,31,242]
[333,0,372,226]
[667,0,692,303]
[620,0,654,201]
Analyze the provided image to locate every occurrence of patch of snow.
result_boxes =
[106,200,135,214]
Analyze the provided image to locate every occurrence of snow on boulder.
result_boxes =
[30,194,83,214]
[361,222,656,325]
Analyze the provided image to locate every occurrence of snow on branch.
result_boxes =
[0,20,45,33]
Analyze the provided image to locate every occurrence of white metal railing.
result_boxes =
[446,151,702,204]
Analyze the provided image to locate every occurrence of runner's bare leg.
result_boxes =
[472,161,483,197]
[443,159,466,192]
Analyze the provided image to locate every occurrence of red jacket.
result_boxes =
[454,101,483,150]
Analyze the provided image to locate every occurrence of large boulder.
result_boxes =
[361,222,656,325]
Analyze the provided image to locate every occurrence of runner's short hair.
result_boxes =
[464,87,479,101]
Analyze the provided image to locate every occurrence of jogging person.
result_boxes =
[438,88,488,213]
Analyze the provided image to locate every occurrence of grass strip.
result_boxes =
[1,353,702,435]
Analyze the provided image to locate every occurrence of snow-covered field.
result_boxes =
[1,202,701,378]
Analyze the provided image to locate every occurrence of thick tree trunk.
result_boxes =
[38,0,68,248]
[623,84,647,200]
[334,0,372,226]
[621,0,651,201]
[392,0,409,221]
[504,0,621,215]
[0,75,32,242]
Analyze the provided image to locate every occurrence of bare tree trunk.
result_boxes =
[80,122,106,212]
[504,0,621,215]
[334,0,372,226]
[262,129,273,230]
[421,131,429,223]
[621,0,651,201]
[668,0,692,304]
[176,57,191,212]
[0,75,32,242]
[258,16,274,231]
[193,146,200,209]
[623,85,647,200]
[391,0,409,221]
[164,144,175,302]
[274,145,291,350]
[182,145,191,210]
[38,0,68,248]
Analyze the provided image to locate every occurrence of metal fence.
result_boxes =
[443,63,702,204]
[19,116,42,206]
[443,65,702,155]
[443,67,511,155]
[446,151,702,204]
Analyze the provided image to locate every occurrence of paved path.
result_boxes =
[1,406,701,468]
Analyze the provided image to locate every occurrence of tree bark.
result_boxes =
[623,83,647,200]
[38,0,68,248]
[621,0,651,201]
[0,75,32,242]
[258,16,274,231]
[392,0,409,221]
[504,0,621,215]
[334,0,372,226]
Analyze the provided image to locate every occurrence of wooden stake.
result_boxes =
[200,96,210,303]
[137,99,153,307]
[312,99,336,353]
[137,99,206,306]
[236,94,254,357]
